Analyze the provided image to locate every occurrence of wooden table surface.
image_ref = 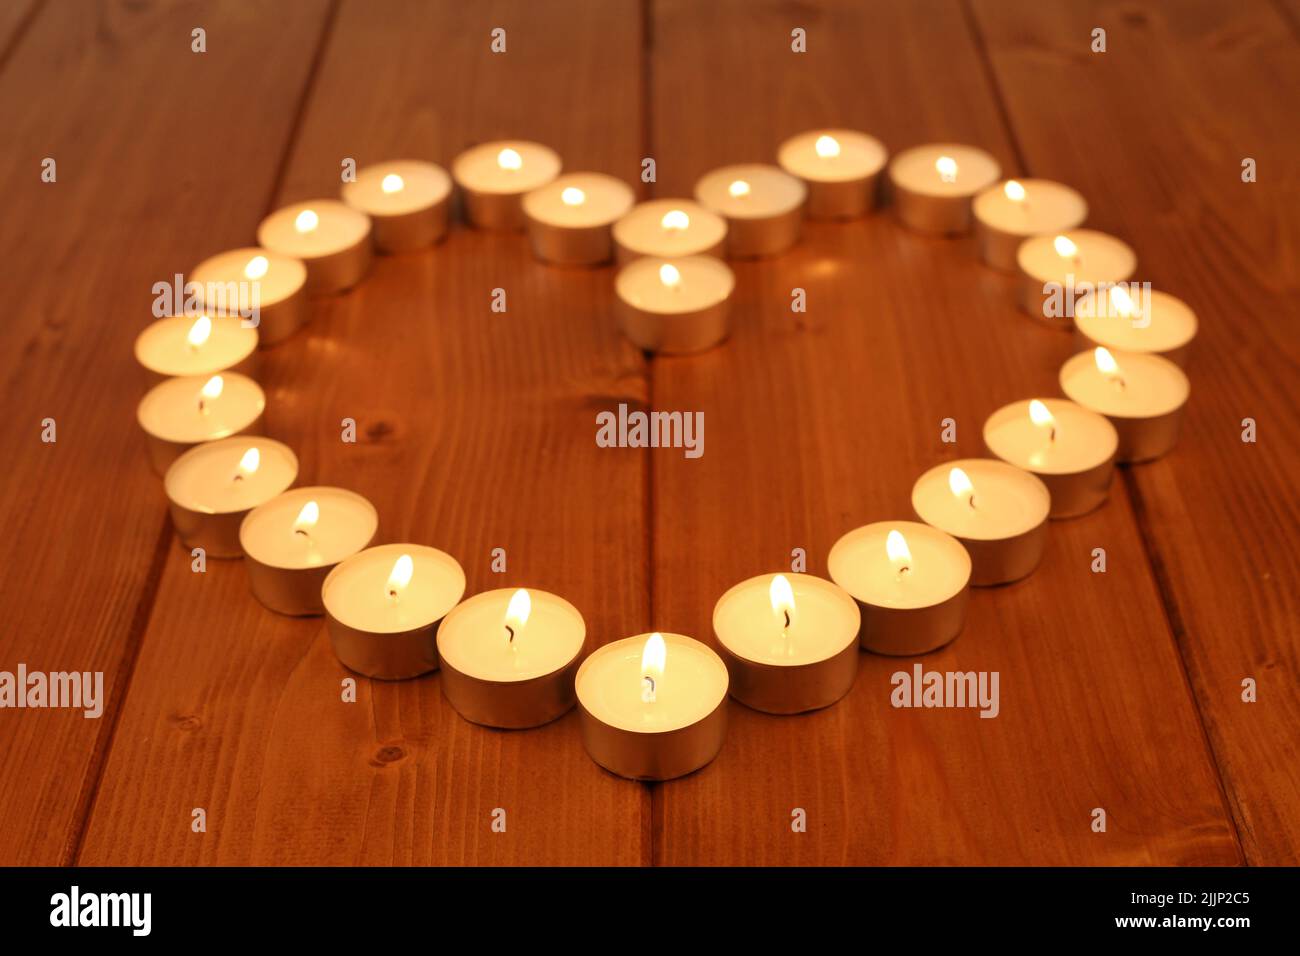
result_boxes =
[1,0,1296,867]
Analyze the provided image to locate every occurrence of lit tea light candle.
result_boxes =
[827,521,971,655]
[341,160,452,253]
[611,198,727,264]
[1059,347,1190,462]
[133,314,258,383]
[614,255,735,354]
[983,398,1118,517]
[887,143,1001,234]
[452,140,562,229]
[1074,286,1198,368]
[189,248,308,346]
[136,372,265,476]
[1016,228,1136,324]
[776,129,888,219]
[323,543,465,679]
[437,587,586,728]
[239,486,378,616]
[972,178,1088,271]
[256,199,372,295]
[711,572,859,713]
[693,163,806,258]
[911,459,1050,586]
[575,632,728,781]
[521,172,635,266]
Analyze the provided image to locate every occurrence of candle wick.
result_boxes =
[782,609,791,630]
[1049,426,1056,443]
[232,473,245,482]
[505,624,515,643]
[968,494,977,510]
[899,565,911,577]
[387,587,398,600]
[293,528,310,538]
[641,675,656,703]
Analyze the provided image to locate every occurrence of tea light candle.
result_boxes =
[612,199,727,264]
[164,437,298,559]
[452,140,561,230]
[341,160,452,253]
[983,399,1118,518]
[576,632,728,781]
[522,172,635,266]
[1074,286,1198,368]
[1017,229,1136,324]
[323,543,465,680]
[887,143,1000,235]
[437,588,586,728]
[711,573,859,714]
[776,129,888,220]
[136,373,265,476]
[133,314,257,384]
[1059,347,1190,462]
[827,521,971,656]
[239,486,378,616]
[614,256,735,354]
[693,163,805,258]
[911,459,1050,586]
[973,178,1088,271]
[190,248,308,346]
[256,199,372,295]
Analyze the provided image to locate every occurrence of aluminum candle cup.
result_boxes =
[1059,348,1190,462]
[323,544,465,680]
[137,373,265,476]
[983,398,1118,518]
[694,163,805,258]
[341,160,452,253]
[615,256,734,354]
[437,588,585,728]
[776,129,888,220]
[164,437,298,558]
[522,172,635,266]
[239,486,378,616]
[257,199,372,295]
[452,140,561,230]
[576,632,728,782]
[612,199,727,264]
[190,248,309,347]
[972,178,1088,271]
[887,144,1001,235]
[1016,229,1136,325]
[828,521,971,656]
[1074,287,1198,368]
[911,459,1051,586]
[712,573,859,714]
[133,314,258,385]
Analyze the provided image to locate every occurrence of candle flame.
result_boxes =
[237,447,260,477]
[293,500,319,535]
[815,134,841,158]
[187,314,212,348]
[659,263,681,288]
[886,529,911,573]
[936,156,958,182]
[561,186,586,206]
[1109,285,1135,318]
[1093,346,1126,391]
[1028,399,1054,428]
[661,209,690,230]
[641,632,666,703]
[1053,234,1079,260]
[294,209,319,233]
[1004,179,1026,202]
[199,374,224,402]
[497,147,522,171]
[769,573,796,629]
[381,173,405,194]
[505,587,532,633]
[728,179,751,198]
[244,255,269,280]
[948,466,975,502]
[386,553,414,599]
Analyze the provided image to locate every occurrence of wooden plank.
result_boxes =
[971,0,1300,863]
[0,0,331,866]
[79,0,650,866]
[0,0,40,64]
[648,0,1242,864]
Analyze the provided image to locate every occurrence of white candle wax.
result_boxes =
[1059,349,1189,421]
[523,172,635,230]
[323,543,464,634]
[912,458,1050,542]
[137,373,264,447]
[1074,287,1197,365]
[134,314,257,379]
[973,178,1087,271]
[983,398,1117,475]
[777,129,887,218]
[889,143,1001,199]
[1018,229,1136,322]
[612,198,727,262]
[165,436,297,517]
[240,486,378,570]
[828,521,969,610]
[453,140,561,229]
[693,163,805,257]
[438,588,584,682]
[189,248,307,347]
[614,256,734,353]
[256,199,372,294]
[576,633,727,733]
[341,160,452,252]
[713,573,857,665]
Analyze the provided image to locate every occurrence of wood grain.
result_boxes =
[647,0,1241,865]
[77,0,651,866]
[0,0,332,866]
[971,0,1300,863]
